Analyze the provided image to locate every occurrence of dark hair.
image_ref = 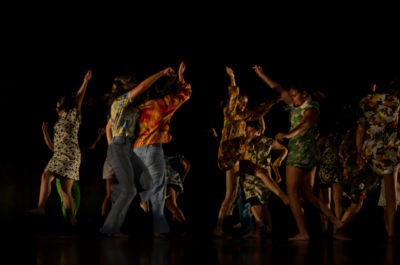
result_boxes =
[246,120,262,132]
[145,75,178,101]
[290,80,326,102]
[57,93,77,111]
[104,75,137,107]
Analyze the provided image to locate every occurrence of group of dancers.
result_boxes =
[28,62,400,241]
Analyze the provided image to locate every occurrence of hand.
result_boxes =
[178,61,186,75]
[275,132,287,142]
[163,67,176,77]
[208,128,218,139]
[253,65,264,76]
[84,70,93,82]
[42,121,48,131]
[226,66,234,77]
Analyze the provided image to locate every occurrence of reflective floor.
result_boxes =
[4,232,399,265]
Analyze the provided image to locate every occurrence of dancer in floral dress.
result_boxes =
[214,66,289,237]
[28,70,92,225]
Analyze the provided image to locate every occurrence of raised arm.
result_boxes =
[275,108,318,141]
[75,70,93,109]
[253,65,293,105]
[128,67,175,102]
[178,61,186,84]
[226,66,237,87]
[259,116,266,135]
[42,121,54,152]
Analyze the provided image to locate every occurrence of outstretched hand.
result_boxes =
[84,70,93,82]
[163,67,176,77]
[275,132,287,142]
[253,65,264,76]
[226,66,234,77]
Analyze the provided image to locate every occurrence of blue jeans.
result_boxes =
[100,136,152,236]
[134,144,170,234]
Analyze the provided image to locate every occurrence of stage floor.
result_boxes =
[4,232,399,265]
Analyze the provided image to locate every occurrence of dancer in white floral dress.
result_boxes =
[28,70,92,225]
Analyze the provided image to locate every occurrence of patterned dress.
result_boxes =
[340,127,379,203]
[285,98,321,169]
[317,132,345,186]
[165,154,185,192]
[358,93,400,175]
[217,85,272,171]
[45,109,81,180]
[240,136,274,204]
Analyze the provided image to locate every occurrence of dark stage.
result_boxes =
[2,10,400,265]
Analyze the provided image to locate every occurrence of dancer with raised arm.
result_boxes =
[133,61,192,238]
[254,65,342,240]
[100,67,175,237]
[214,66,289,237]
[28,70,92,225]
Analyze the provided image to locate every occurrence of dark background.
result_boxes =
[1,7,399,238]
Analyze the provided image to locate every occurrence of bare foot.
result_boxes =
[112,233,130,239]
[140,201,150,213]
[288,233,310,241]
[27,208,45,215]
[331,218,343,234]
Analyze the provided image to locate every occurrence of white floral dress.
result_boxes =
[45,109,81,180]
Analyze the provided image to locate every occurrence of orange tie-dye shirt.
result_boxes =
[133,82,192,148]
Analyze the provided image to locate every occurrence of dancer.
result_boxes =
[28,69,92,225]
[240,118,288,238]
[315,119,346,235]
[133,61,192,238]
[339,81,399,240]
[214,66,289,237]
[164,154,191,224]
[254,65,342,240]
[42,121,105,221]
[100,67,175,237]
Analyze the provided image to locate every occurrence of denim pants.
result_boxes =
[100,136,152,236]
[134,144,170,234]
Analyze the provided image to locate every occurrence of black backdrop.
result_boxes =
[2,9,400,238]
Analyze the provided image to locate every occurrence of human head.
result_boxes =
[106,75,137,106]
[246,120,262,140]
[56,93,76,116]
[289,83,310,107]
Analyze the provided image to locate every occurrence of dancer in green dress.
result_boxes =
[254,65,342,240]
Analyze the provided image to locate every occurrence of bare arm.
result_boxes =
[275,108,318,141]
[128,67,175,102]
[226,67,237,87]
[180,158,191,183]
[253,65,293,105]
[75,70,93,109]
[105,121,113,144]
[42,121,54,152]
[178,61,186,84]
[259,116,266,135]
